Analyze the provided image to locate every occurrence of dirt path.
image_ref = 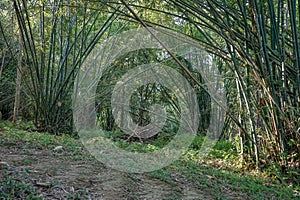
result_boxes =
[0,143,216,199]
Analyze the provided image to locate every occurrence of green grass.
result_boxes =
[0,121,298,199]
[150,160,296,199]
[0,121,92,161]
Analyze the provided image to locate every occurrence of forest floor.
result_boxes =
[0,125,298,199]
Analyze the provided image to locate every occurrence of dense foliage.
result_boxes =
[0,0,299,175]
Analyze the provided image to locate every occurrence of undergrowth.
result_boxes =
[0,121,299,199]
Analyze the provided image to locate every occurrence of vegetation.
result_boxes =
[0,125,298,199]
[0,0,299,199]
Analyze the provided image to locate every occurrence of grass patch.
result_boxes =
[0,174,41,200]
[0,121,92,161]
[151,160,296,199]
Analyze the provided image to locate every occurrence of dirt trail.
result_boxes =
[0,144,215,199]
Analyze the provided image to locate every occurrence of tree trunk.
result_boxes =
[13,29,22,123]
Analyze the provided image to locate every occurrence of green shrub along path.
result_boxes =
[0,123,298,199]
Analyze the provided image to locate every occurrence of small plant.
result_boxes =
[0,175,41,199]
[67,189,90,200]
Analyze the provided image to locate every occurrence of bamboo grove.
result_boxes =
[0,0,299,171]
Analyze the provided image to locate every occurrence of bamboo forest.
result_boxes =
[0,0,299,199]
